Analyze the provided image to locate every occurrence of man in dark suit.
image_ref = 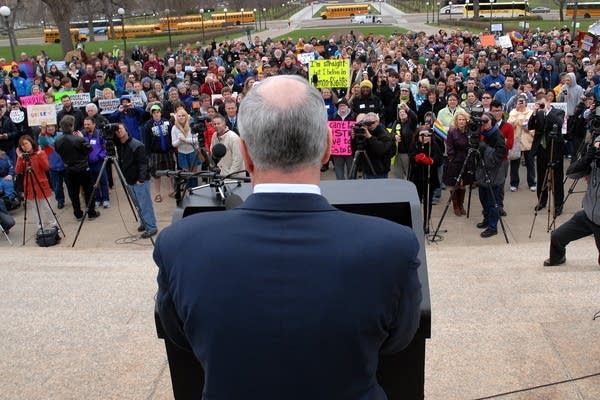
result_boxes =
[528,95,566,216]
[153,75,422,399]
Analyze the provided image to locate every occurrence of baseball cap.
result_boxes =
[119,95,131,103]
[582,57,591,63]
[96,71,105,77]
[150,104,161,112]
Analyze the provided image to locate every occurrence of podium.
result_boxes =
[158,179,431,399]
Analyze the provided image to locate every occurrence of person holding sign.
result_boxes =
[329,99,356,180]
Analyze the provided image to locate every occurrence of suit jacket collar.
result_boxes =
[239,192,336,212]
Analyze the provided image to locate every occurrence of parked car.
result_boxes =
[350,14,383,24]
[531,6,551,13]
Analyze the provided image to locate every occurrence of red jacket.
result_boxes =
[15,151,52,200]
[499,120,514,160]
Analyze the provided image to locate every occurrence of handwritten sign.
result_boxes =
[19,94,45,108]
[309,59,350,89]
[329,120,355,156]
[297,52,315,65]
[131,94,144,108]
[70,93,91,108]
[53,90,76,103]
[480,34,496,47]
[496,35,512,49]
[99,99,120,114]
[27,104,57,126]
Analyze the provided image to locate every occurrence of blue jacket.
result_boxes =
[109,107,146,142]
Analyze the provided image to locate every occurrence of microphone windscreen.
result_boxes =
[212,143,227,158]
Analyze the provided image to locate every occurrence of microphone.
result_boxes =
[210,143,227,170]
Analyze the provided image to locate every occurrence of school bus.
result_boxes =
[566,2,600,18]
[210,10,256,25]
[44,28,86,44]
[158,15,205,31]
[320,4,370,19]
[107,24,162,39]
[464,1,530,17]
[175,20,226,32]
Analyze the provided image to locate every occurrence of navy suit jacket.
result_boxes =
[154,192,422,400]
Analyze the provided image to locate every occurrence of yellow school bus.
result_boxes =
[210,10,256,25]
[320,4,370,19]
[566,2,600,18]
[44,28,85,44]
[158,15,204,31]
[174,20,226,32]
[107,24,161,39]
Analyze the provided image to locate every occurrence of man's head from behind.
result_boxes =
[238,75,329,174]
[60,115,75,134]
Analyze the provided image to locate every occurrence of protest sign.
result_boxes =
[99,99,120,114]
[297,52,315,65]
[26,104,57,126]
[70,93,91,108]
[308,59,350,89]
[19,94,45,108]
[53,90,76,103]
[329,120,354,156]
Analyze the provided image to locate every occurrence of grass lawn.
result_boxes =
[274,26,408,42]
[312,4,381,18]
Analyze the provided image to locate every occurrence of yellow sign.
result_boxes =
[308,59,350,89]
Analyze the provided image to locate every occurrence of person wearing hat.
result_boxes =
[108,95,145,142]
[481,62,505,97]
[142,104,175,203]
[351,80,384,124]
[329,98,356,180]
[89,70,115,102]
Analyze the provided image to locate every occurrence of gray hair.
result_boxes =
[85,103,98,113]
[59,115,75,134]
[238,75,328,172]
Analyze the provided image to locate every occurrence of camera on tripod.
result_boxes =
[102,123,120,156]
[467,106,484,148]
[590,106,600,136]
[353,119,375,147]
[191,116,211,148]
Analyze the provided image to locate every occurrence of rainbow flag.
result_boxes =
[433,119,448,141]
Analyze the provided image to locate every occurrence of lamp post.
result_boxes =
[0,6,15,62]
[254,8,258,30]
[449,1,453,22]
[490,0,495,34]
[379,0,382,14]
[241,7,244,26]
[117,7,127,57]
[437,2,440,25]
[465,0,470,18]
[426,2,429,23]
[263,8,267,29]
[224,8,228,25]
[199,8,205,40]
[165,8,172,49]
[523,0,528,30]
[512,0,515,18]
[571,0,578,41]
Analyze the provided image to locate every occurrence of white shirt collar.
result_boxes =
[253,183,321,195]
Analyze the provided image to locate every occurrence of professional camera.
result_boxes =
[467,106,484,148]
[352,119,374,147]
[191,115,211,148]
[21,152,30,161]
[591,106,600,135]
[102,123,120,156]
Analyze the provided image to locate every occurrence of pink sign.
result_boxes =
[19,94,45,108]
[329,120,354,156]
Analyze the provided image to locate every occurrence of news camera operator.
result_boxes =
[474,112,508,238]
[528,96,566,216]
[142,104,175,203]
[350,112,394,179]
[544,126,600,267]
[112,123,158,239]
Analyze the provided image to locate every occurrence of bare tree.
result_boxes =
[554,0,566,21]
[39,0,79,54]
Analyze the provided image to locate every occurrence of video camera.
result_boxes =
[591,106,600,136]
[467,106,484,148]
[191,115,211,149]
[102,123,120,156]
[353,119,375,147]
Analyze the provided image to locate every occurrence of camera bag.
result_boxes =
[35,225,60,247]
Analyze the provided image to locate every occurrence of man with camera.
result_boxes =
[351,112,394,179]
[55,115,100,221]
[528,96,566,216]
[114,123,157,238]
[544,135,600,266]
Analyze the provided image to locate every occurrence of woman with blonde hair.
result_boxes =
[444,110,473,216]
[171,107,201,182]
[507,94,536,191]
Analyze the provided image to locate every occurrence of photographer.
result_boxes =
[114,123,158,239]
[55,115,100,221]
[351,112,394,179]
[475,112,508,238]
[528,96,566,216]
[544,136,600,267]
[142,104,175,203]
[390,103,418,179]
[109,96,145,142]
[82,117,110,208]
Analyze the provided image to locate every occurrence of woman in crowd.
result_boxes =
[507,94,536,191]
[171,108,201,185]
[14,135,57,229]
[321,88,338,119]
[444,110,473,216]
[391,103,418,179]
[37,123,65,209]
[417,89,446,124]
[344,82,361,108]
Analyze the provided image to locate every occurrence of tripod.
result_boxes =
[21,159,65,246]
[71,148,140,247]
[349,146,376,179]
[432,144,509,244]
[529,133,560,237]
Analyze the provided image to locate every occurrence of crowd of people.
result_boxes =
[0,24,599,243]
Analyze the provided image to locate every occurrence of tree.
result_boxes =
[554,0,567,22]
[472,0,480,19]
[39,0,78,54]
